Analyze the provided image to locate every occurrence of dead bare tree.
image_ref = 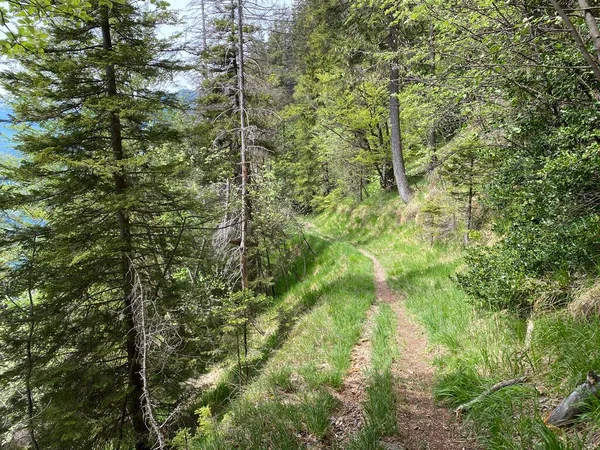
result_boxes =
[129,262,200,449]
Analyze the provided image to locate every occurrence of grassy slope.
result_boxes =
[313,188,600,449]
[187,235,378,449]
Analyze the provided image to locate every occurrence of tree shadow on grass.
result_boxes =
[186,234,355,422]
[194,269,375,449]
[271,233,333,300]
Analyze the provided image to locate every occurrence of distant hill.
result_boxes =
[0,89,193,158]
[177,88,196,102]
[0,104,18,157]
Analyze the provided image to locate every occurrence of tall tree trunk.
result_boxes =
[237,0,248,295]
[427,23,438,173]
[578,0,600,62]
[201,0,207,51]
[375,123,393,190]
[236,0,250,379]
[388,26,412,203]
[26,235,40,450]
[101,8,149,450]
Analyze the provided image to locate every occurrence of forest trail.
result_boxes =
[358,248,473,450]
[308,220,473,449]
[328,302,377,442]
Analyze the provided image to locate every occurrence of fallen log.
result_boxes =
[545,371,600,427]
[455,376,529,416]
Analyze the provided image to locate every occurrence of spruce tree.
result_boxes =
[0,1,204,448]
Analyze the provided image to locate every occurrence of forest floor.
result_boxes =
[358,248,472,450]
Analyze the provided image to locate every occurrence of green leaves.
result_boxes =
[0,0,95,55]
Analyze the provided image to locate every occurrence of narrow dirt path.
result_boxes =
[307,223,378,444]
[358,248,474,450]
[305,224,474,449]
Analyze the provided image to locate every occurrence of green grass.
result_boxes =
[177,185,600,449]
[185,236,349,419]
[313,186,600,449]
[185,234,377,449]
[347,304,399,449]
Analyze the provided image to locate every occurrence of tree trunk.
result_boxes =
[549,0,600,85]
[578,0,600,62]
[26,235,40,450]
[545,371,600,426]
[427,23,438,173]
[236,0,250,381]
[201,0,207,51]
[101,8,149,450]
[376,123,393,190]
[466,155,475,241]
[237,0,248,293]
[388,26,412,203]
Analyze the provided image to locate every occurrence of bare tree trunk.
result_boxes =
[101,8,149,450]
[237,0,248,294]
[26,235,40,450]
[388,25,412,204]
[131,271,166,449]
[548,0,600,85]
[427,23,438,173]
[578,0,600,61]
[467,156,474,229]
[201,0,207,51]
[236,0,250,381]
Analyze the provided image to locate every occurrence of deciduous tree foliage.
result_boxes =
[279,0,600,313]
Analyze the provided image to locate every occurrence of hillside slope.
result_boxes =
[314,189,600,449]
[181,187,600,449]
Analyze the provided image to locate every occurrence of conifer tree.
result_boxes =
[0,1,205,448]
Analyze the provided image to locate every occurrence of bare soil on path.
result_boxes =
[327,304,377,443]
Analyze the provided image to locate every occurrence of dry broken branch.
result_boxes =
[455,376,529,416]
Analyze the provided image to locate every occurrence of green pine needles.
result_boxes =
[0,1,206,448]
